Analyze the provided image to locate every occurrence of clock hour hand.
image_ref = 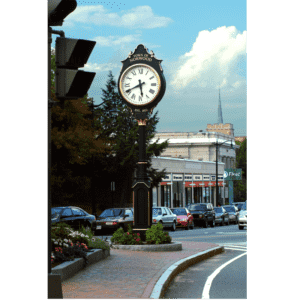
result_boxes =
[125,81,145,93]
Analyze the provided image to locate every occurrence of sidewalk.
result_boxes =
[61,241,222,298]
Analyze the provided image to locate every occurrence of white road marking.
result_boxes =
[201,252,247,299]
[225,247,247,251]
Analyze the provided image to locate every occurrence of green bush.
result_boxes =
[111,225,143,245]
[51,223,110,267]
[145,223,172,245]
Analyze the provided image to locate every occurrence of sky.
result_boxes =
[50,0,247,136]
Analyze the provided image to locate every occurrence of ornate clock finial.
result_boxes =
[128,51,133,58]
[150,50,155,57]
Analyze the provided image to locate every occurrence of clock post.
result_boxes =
[132,111,152,239]
[118,44,166,240]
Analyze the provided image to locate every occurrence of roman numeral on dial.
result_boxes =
[131,94,136,100]
[149,76,154,80]
[151,83,156,86]
[125,83,130,87]
[138,68,143,74]
[149,89,155,94]
[138,96,142,101]
[131,70,136,75]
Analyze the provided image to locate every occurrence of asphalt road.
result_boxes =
[164,224,247,299]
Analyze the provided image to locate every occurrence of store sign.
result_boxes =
[211,175,216,181]
[173,174,183,181]
[193,174,202,181]
[224,169,242,181]
[203,175,210,181]
[162,174,171,181]
[184,175,193,181]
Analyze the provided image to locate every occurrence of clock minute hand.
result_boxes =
[138,80,145,96]
[125,81,145,93]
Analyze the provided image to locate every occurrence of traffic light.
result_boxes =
[48,0,77,26]
[55,37,96,100]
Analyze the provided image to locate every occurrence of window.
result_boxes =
[72,208,85,216]
[61,208,72,217]
[125,209,133,217]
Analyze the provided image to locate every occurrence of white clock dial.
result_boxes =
[120,64,161,106]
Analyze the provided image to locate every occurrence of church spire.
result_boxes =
[218,86,223,124]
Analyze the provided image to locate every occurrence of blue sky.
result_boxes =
[50,0,247,136]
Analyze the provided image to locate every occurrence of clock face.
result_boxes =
[119,64,161,106]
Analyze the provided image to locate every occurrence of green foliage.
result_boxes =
[51,222,110,267]
[145,223,172,245]
[234,138,247,201]
[95,71,169,205]
[111,225,143,245]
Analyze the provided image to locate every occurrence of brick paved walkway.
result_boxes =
[62,242,219,298]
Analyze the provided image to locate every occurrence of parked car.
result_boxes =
[171,207,194,230]
[186,203,215,228]
[238,201,247,230]
[95,208,134,233]
[152,207,177,231]
[51,206,97,232]
[222,205,239,224]
[232,202,246,211]
[213,206,230,226]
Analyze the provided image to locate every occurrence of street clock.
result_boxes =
[118,44,166,115]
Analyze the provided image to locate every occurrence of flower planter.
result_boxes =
[112,241,182,252]
[51,248,110,282]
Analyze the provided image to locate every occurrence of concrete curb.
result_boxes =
[149,245,224,299]
[51,248,110,282]
[112,241,182,252]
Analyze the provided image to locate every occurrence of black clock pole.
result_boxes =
[132,112,152,240]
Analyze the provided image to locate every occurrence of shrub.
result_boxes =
[145,223,172,245]
[111,225,143,245]
[51,222,111,267]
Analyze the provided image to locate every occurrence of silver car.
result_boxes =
[152,206,177,231]
[222,205,239,224]
[238,201,247,230]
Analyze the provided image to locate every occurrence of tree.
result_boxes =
[50,50,111,207]
[95,71,169,207]
[233,138,247,201]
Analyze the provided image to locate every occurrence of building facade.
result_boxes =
[149,123,239,207]
[151,157,226,208]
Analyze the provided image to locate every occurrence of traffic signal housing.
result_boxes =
[55,37,96,100]
[48,0,77,26]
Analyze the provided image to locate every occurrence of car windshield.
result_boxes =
[51,208,62,217]
[237,203,244,210]
[152,208,162,215]
[100,209,123,217]
[171,209,187,215]
[241,202,247,210]
[189,204,207,211]
[223,206,235,212]
[214,207,223,213]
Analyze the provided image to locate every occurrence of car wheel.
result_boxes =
[239,225,244,230]
[203,219,208,228]
[211,218,215,227]
[190,221,194,230]
[185,223,189,230]
[227,218,230,225]
[221,218,225,226]
[171,221,176,231]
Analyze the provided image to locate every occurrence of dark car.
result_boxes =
[171,207,194,230]
[186,203,215,228]
[95,208,134,233]
[51,206,97,232]
[213,206,230,226]
[232,202,246,211]
[222,205,239,224]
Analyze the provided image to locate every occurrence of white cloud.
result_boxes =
[83,62,119,72]
[65,5,172,29]
[94,34,141,47]
[171,26,246,91]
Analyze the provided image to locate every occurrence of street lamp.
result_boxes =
[214,138,234,206]
[88,98,118,217]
